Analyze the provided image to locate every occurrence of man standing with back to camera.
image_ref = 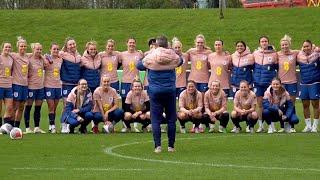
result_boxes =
[137,35,183,153]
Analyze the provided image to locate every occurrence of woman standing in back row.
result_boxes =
[253,36,278,133]
[24,43,46,134]
[81,41,101,93]
[187,34,212,93]
[208,39,232,96]
[186,34,212,133]
[44,43,62,133]
[277,35,299,133]
[0,42,14,130]
[297,40,320,133]
[11,37,29,130]
[120,38,144,105]
[172,37,188,98]
[100,39,121,92]
[60,37,81,133]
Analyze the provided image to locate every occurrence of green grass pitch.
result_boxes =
[0,8,320,179]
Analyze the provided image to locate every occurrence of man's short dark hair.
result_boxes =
[148,38,156,47]
[156,35,168,48]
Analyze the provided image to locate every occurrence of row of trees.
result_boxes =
[0,0,242,9]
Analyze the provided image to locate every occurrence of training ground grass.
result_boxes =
[0,8,319,53]
[0,101,319,179]
[0,133,319,179]
[0,8,319,179]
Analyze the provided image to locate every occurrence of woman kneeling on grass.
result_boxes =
[203,80,229,133]
[230,80,258,133]
[122,79,151,133]
[177,80,203,133]
[90,76,124,134]
[61,79,93,134]
[262,77,299,134]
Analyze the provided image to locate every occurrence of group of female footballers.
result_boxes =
[0,34,319,134]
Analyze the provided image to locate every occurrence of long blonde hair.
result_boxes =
[16,36,27,48]
[172,37,182,48]
[194,34,211,50]
[280,34,292,46]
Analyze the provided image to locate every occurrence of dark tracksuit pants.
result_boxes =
[149,91,176,148]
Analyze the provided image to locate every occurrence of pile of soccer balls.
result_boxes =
[0,123,23,140]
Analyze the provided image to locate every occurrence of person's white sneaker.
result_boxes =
[208,124,215,133]
[271,122,276,132]
[146,124,152,132]
[61,123,69,134]
[289,128,296,133]
[284,122,291,133]
[277,128,285,133]
[256,126,264,133]
[302,126,312,133]
[154,146,162,153]
[34,127,46,134]
[168,147,175,152]
[133,123,140,133]
[194,127,199,134]
[245,125,250,133]
[180,127,186,134]
[24,127,34,134]
[267,126,273,134]
[249,127,254,133]
[231,126,237,133]
[311,120,318,133]
[49,125,57,133]
[218,126,224,133]
[121,127,130,133]
[133,127,141,133]
[256,120,264,133]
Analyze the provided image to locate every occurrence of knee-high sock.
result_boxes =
[24,105,32,128]
[49,113,55,125]
[34,106,42,127]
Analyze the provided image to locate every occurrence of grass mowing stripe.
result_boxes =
[12,167,151,171]
[105,134,320,173]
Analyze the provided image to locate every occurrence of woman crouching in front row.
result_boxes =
[230,80,258,133]
[177,80,203,133]
[203,80,229,133]
[61,79,93,134]
[262,77,299,133]
[122,79,151,133]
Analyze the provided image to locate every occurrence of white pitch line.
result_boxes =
[104,135,320,173]
[12,167,151,172]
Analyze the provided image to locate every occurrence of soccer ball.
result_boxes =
[0,123,13,134]
[103,124,114,134]
[10,128,23,140]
